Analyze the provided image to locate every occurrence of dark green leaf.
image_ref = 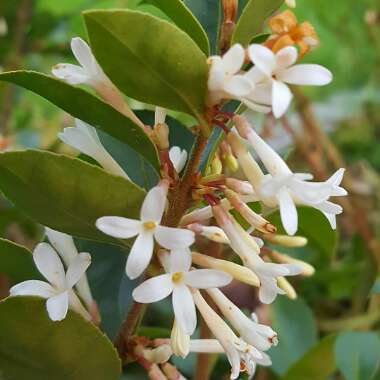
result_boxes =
[0,71,159,171]
[335,331,380,380]
[141,0,210,55]
[0,296,121,380]
[84,10,208,124]
[283,335,337,380]
[270,297,317,375]
[0,238,41,283]
[232,0,283,46]
[0,150,145,244]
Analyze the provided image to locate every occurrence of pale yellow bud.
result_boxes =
[224,153,239,172]
[170,320,190,358]
[265,234,307,247]
[192,252,260,287]
[211,154,223,175]
[277,277,297,299]
[143,345,172,364]
[285,0,296,8]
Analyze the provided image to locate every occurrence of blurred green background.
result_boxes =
[1,0,380,379]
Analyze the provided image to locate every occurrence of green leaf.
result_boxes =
[0,71,159,171]
[232,0,283,46]
[84,10,208,124]
[140,0,210,55]
[283,335,337,380]
[0,239,41,283]
[0,296,121,380]
[0,150,145,244]
[335,331,380,380]
[270,297,317,375]
[267,206,338,264]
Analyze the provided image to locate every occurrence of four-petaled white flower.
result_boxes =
[207,44,252,106]
[96,182,195,280]
[235,115,347,235]
[169,146,188,173]
[10,242,91,321]
[247,44,332,118]
[59,119,129,179]
[193,290,271,380]
[132,249,232,334]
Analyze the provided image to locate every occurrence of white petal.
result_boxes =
[314,201,342,214]
[45,227,77,264]
[71,37,95,72]
[208,57,225,91]
[126,232,154,279]
[155,107,167,125]
[169,146,187,173]
[184,269,232,289]
[277,188,298,235]
[259,277,283,304]
[172,285,197,335]
[96,216,142,239]
[65,252,91,288]
[322,212,337,229]
[46,291,69,321]
[221,44,245,74]
[224,75,252,97]
[248,44,275,77]
[52,63,90,85]
[33,243,66,289]
[275,46,298,69]
[244,66,268,85]
[10,280,55,298]
[155,226,195,250]
[278,64,333,86]
[140,185,167,222]
[272,80,293,118]
[132,274,173,303]
[170,249,192,273]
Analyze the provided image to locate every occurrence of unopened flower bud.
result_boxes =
[285,0,296,8]
[222,0,238,22]
[170,320,190,358]
[187,224,230,244]
[225,178,255,195]
[264,234,307,247]
[224,152,239,172]
[211,153,223,175]
[143,345,172,364]
[192,252,260,287]
[270,250,315,276]
[277,277,297,299]
[153,122,170,150]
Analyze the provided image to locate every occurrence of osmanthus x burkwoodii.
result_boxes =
[0,1,346,379]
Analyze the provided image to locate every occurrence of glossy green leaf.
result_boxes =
[84,10,208,124]
[270,297,317,375]
[0,239,41,283]
[335,331,380,380]
[267,206,338,263]
[0,71,159,171]
[0,296,121,380]
[141,0,210,54]
[232,0,283,46]
[283,335,337,380]
[0,150,145,244]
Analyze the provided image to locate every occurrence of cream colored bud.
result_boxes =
[270,251,315,276]
[188,224,230,244]
[192,252,260,287]
[143,345,172,364]
[277,277,297,299]
[224,153,239,172]
[225,178,255,195]
[211,154,223,175]
[170,320,190,358]
[264,234,308,247]
[153,122,170,150]
[285,0,296,8]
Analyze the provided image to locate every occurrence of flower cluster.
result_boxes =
[9,8,348,380]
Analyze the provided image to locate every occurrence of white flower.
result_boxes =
[44,227,94,310]
[10,243,91,321]
[193,290,271,379]
[96,182,195,279]
[132,249,232,334]
[52,37,144,128]
[169,146,188,173]
[246,44,332,117]
[213,204,301,304]
[235,115,347,235]
[59,119,129,179]
[207,44,252,105]
[207,288,278,351]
